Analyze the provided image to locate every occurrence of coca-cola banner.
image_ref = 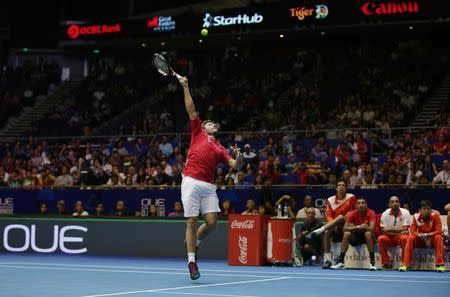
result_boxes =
[228,214,266,266]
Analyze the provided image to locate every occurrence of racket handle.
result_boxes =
[171,68,182,79]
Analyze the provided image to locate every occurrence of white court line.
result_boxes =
[0,264,448,284]
[0,265,269,279]
[0,262,447,279]
[78,277,290,297]
[156,292,259,297]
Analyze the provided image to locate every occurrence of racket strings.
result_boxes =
[153,55,170,76]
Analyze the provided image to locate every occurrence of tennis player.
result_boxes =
[177,75,243,280]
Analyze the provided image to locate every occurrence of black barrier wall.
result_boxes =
[0,218,229,259]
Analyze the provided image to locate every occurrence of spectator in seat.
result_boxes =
[331,197,377,271]
[275,195,297,219]
[432,160,450,188]
[220,199,235,217]
[296,207,323,265]
[73,200,89,216]
[153,164,171,187]
[159,136,173,157]
[113,200,131,216]
[148,204,158,217]
[168,201,184,217]
[377,196,411,270]
[56,200,68,215]
[235,171,251,188]
[253,173,264,189]
[432,135,448,155]
[399,200,445,272]
[361,173,378,189]
[296,194,323,219]
[95,202,105,216]
[241,199,258,215]
[243,144,257,163]
[285,153,298,172]
[39,202,48,215]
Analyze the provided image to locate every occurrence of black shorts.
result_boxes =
[349,231,368,246]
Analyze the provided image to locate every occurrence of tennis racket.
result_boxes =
[152,53,181,79]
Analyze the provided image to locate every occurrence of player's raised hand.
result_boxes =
[230,144,241,156]
[177,75,189,88]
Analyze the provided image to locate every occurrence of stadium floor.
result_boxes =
[0,254,448,297]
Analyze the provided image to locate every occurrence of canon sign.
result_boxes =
[362,1,419,16]
[2,224,88,254]
[202,13,263,28]
[231,219,255,230]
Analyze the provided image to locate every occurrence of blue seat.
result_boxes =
[279,175,299,184]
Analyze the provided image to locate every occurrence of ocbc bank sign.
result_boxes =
[1,224,88,254]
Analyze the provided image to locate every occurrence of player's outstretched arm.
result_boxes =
[177,76,197,120]
[228,144,243,170]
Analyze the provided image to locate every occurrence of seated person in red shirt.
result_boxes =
[307,179,356,269]
[399,200,445,272]
[331,197,377,271]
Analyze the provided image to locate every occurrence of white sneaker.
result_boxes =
[369,264,377,271]
[330,262,345,270]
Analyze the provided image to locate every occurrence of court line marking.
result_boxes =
[0,265,272,279]
[0,265,448,284]
[156,292,259,297]
[0,262,448,279]
[78,277,290,297]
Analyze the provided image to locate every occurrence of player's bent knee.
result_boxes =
[186,217,198,227]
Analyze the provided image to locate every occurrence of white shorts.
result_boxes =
[181,175,220,217]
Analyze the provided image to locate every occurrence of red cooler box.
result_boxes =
[266,218,295,264]
[228,214,266,266]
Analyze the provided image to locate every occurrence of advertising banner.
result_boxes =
[0,188,449,216]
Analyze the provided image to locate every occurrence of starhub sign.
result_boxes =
[202,12,264,28]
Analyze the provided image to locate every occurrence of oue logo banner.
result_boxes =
[1,224,88,254]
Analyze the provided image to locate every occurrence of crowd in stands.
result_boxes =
[0,124,448,191]
[0,59,61,128]
[0,39,449,191]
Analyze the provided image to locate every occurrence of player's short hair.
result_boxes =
[202,120,216,128]
[419,200,432,209]
[357,197,366,203]
[337,178,347,188]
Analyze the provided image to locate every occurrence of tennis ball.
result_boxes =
[201,29,208,36]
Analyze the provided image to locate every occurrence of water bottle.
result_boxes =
[277,204,282,218]
[283,204,288,218]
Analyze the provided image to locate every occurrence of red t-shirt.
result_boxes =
[182,117,232,183]
[346,208,376,226]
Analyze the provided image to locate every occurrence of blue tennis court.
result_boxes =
[0,254,448,297]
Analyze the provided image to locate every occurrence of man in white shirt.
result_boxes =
[377,196,411,269]
[73,201,89,216]
[432,160,450,188]
[243,144,257,162]
[296,195,323,219]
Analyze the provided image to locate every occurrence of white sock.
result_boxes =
[188,253,196,263]
[196,239,201,247]
[313,226,325,235]
[324,253,331,262]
